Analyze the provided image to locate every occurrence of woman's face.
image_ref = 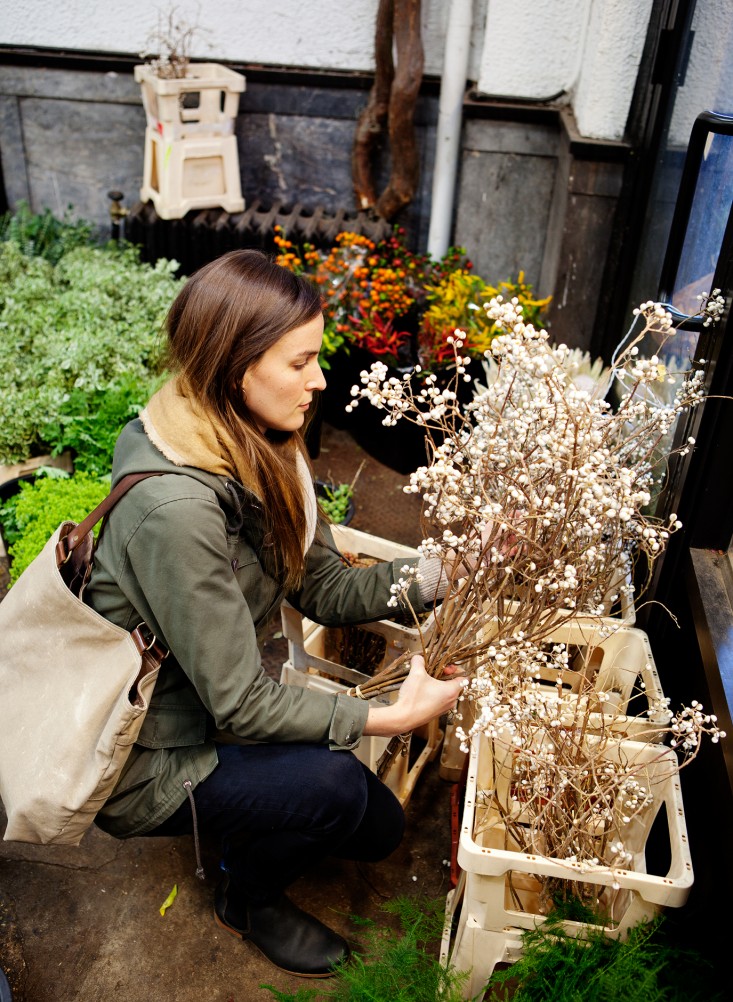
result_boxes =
[242,314,327,433]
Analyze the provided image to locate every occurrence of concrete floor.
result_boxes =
[0,423,460,1002]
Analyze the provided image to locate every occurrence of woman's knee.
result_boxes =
[313,749,371,822]
[333,764,405,862]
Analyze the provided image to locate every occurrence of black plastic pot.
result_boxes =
[322,348,479,475]
[315,480,355,525]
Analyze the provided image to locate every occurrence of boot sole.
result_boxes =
[214,910,341,979]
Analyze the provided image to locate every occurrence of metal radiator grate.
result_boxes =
[125,199,392,275]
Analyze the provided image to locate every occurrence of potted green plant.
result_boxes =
[315,480,356,525]
[314,461,365,525]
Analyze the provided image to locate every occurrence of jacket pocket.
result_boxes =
[135,704,208,749]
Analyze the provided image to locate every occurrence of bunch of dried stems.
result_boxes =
[344,292,725,888]
[139,6,209,79]
[347,297,709,692]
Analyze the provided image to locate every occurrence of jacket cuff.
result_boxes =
[328,692,370,750]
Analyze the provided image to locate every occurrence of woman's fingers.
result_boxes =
[400,654,464,718]
[441,663,466,678]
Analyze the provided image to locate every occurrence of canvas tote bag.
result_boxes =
[0,472,167,845]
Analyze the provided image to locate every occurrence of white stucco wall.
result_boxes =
[0,0,474,77]
[476,0,653,141]
[1,0,656,142]
[476,0,588,101]
[668,0,733,148]
[573,0,653,140]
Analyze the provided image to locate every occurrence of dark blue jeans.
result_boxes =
[145,742,405,904]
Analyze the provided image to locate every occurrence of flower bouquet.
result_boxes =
[344,292,724,901]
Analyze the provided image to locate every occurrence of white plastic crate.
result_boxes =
[483,619,667,742]
[439,620,666,786]
[282,524,436,687]
[139,130,244,219]
[134,63,246,218]
[281,525,447,805]
[442,731,693,996]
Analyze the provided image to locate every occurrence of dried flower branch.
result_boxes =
[347,297,707,692]
[140,5,210,79]
[342,292,726,898]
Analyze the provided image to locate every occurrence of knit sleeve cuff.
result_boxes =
[417,555,449,604]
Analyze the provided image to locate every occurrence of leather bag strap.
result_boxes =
[52,471,171,687]
[56,472,163,565]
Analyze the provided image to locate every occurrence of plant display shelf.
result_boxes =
[0,452,73,497]
[440,733,692,998]
[134,62,246,219]
[502,619,667,741]
[134,62,245,141]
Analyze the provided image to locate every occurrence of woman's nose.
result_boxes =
[308,365,327,392]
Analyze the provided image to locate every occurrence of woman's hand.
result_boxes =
[362,655,465,737]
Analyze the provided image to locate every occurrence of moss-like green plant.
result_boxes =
[262,896,471,1002]
[486,912,720,1002]
[0,239,182,464]
[0,471,110,583]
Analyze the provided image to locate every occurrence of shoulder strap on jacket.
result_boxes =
[58,473,164,560]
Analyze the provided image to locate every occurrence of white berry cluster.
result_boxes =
[351,294,724,893]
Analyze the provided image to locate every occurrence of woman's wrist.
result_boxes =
[362,702,409,738]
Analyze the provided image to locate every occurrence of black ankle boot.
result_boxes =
[214,875,350,978]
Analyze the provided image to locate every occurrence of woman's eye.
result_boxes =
[293,362,308,371]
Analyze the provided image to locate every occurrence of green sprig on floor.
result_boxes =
[262,896,471,1002]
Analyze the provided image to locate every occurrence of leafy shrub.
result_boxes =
[262,896,470,1002]
[0,200,94,264]
[0,471,110,583]
[41,374,166,477]
[0,240,182,464]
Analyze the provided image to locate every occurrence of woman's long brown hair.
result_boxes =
[164,250,322,591]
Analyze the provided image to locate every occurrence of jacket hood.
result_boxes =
[112,418,254,516]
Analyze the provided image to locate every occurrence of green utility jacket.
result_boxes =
[87,420,424,838]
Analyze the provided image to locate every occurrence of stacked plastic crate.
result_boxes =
[440,587,695,998]
[280,524,443,807]
[134,62,246,219]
